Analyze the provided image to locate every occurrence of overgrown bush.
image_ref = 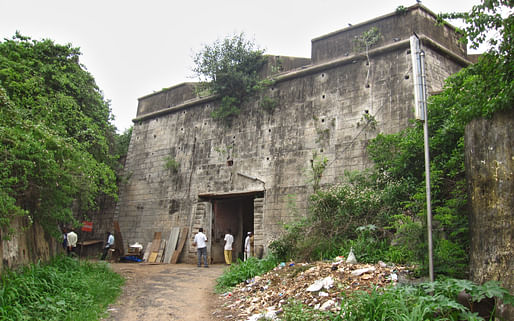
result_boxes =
[270,170,408,263]
[192,33,268,122]
[215,255,279,293]
[0,34,123,235]
[0,255,124,320]
[279,279,514,321]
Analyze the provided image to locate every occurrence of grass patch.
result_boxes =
[215,255,279,293]
[279,278,514,321]
[0,255,124,320]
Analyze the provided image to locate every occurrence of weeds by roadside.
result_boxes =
[0,255,124,320]
[215,255,279,293]
[216,258,513,321]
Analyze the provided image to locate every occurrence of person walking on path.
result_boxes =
[194,228,208,267]
[66,228,78,256]
[101,231,115,260]
[244,232,253,261]
[223,229,234,265]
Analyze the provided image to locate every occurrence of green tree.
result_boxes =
[192,33,267,122]
[0,34,119,234]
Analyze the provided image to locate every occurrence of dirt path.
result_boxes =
[102,263,226,321]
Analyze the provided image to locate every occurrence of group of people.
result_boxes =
[61,227,115,260]
[193,228,254,267]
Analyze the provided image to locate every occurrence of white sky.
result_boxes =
[0,0,482,133]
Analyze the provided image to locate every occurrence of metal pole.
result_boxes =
[420,50,434,282]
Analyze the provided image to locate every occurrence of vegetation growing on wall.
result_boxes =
[0,34,122,235]
[270,0,513,278]
[164,156,180,173]
[192,33,269,123]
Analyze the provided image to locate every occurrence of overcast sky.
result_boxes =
[1,0,482,133]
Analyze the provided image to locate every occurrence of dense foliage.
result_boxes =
[0,255,124,320]
[0,34,122,234]
[192,33,268,122]
[269,0,513,278]
[281,279,513,321]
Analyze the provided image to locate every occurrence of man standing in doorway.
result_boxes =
[244,232,253,261]
[223,229,234,265]
[194,228,208,267]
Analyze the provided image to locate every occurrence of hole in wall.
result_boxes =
[320,149,324,153]
[404,75,410,79]
[365,84,370,88]
[227,160,233,166]
[271,87,275,91]
[321,118,325,123]
[365,61,369,66]
[321,73,325,78]
[153,134,157,138]
[406,49,411,55]
[322,94,326,99]
[266,157,270,161]
[268,129,272,133]
[364,109,369,114]
[181,128,184,131]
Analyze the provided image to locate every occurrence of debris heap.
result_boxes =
[215,260,411,320]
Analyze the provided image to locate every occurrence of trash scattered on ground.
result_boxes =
[215,260,413,320]
[345,247,357,264]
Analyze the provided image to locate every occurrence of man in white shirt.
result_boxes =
[193,228,208,267]
[101,232,115,260]
[244,232,253,261]
[223,229,234,265]
[67,228,78,256]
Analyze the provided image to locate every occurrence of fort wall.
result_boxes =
[115,4,470,263]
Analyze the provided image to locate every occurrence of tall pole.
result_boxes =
[410,34,434,282]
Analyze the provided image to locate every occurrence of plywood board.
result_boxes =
[113,221,125,257]
[149,232,162,253]
[148,252,158,263]
[156,240,166,263]
[171,227,189,264]
[163,227,180,264]
[142,242,152,262]
[148,239,161,263]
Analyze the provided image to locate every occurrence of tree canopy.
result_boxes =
[0,33,120,234]
[192,33,267,121]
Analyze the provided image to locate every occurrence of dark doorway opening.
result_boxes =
[206,192,262,263]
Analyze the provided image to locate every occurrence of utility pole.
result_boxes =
[410,34,434,282]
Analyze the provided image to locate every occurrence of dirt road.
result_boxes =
[103,263,226,321]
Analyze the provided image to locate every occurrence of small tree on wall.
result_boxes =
[192,33,268,123]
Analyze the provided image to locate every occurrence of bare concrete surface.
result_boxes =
[102,263,226,321]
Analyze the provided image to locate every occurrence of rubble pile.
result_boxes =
[215,259,411,320]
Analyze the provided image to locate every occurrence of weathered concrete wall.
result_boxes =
[1,217,60,272]
[116,4,469,263]
[311,5,466,65]
[465,109,514,320]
